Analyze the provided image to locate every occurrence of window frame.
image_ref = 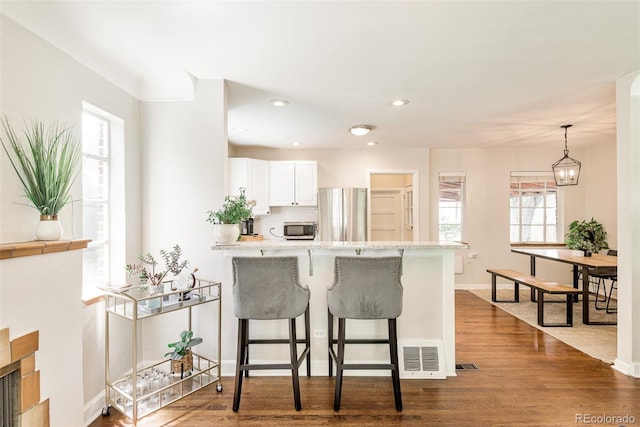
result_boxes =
[438,172,466,242]
[81,102,125,300]
[509,171,561,244]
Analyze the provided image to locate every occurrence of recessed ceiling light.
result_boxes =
[392,99,409,107]
[349,124,375,136]
[269,99,289,107]
[367,141,378,146]
[292,141,301,146]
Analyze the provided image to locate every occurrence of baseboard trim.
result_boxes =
[613,358,640,378]
[83,390,105,427]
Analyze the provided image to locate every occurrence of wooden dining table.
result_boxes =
[511,248,617,325]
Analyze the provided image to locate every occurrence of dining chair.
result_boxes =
[231,256,311,411]
[593,249,617,313]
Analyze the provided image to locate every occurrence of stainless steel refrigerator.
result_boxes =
[318,188,367,241]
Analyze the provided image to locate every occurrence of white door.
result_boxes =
[370,190,402,241]
[404,186,414,241]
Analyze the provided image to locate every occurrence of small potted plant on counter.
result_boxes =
[565,218,608,256]
[165,330,203,378]
[206,187,255,244]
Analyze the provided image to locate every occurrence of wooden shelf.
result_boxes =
[0,239,91,260]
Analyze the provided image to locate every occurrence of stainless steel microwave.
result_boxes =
[283,222,316,240]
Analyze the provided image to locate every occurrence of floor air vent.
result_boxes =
[456,363,480,371]
[399,340,445,379]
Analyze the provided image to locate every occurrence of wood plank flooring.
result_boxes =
[90,290,640,426]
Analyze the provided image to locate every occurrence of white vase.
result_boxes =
[213,223,240,245]
[35,215,63,240]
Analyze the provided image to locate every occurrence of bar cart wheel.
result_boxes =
[101,405,111,416]
[216,383,223,392]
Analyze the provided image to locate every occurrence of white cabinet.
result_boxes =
[269,160,318,206]
[229,158,270,215]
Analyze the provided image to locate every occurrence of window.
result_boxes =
[510,172,558,243]
[82,103,125,298]
[438,172,465,241]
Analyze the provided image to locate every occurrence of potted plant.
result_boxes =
[205,187,255,244]
[565,218,609,256]
[165,330,203,377]
[125,244,189,296]
[0,116,81,240]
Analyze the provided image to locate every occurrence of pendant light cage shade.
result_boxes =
[552,124,581,186]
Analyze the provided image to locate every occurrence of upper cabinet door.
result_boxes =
[269,161,296,206]
[269,160,317,206]
[229,158,270,215]
[293,161,318,206]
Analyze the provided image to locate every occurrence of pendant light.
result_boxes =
[552,124,581,186]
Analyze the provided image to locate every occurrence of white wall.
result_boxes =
[139,79,229,375]
[0,16,142,425]
[614,70,640,376]
[429,146,616,285]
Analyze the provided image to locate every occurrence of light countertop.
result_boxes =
[211,240,469,251]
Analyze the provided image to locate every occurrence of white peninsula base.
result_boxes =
[211,241,468,379]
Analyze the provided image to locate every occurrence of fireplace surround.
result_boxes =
[0,328,49,426]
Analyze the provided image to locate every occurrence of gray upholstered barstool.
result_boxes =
[327,256,403,412]
[231,256,311,412]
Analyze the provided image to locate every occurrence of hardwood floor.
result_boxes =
[90,290,640,426]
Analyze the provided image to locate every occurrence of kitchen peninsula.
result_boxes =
[211,240,468,378]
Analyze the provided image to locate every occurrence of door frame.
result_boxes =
[367,170,419,241]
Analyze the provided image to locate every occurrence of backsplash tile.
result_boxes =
[253,206,318,240]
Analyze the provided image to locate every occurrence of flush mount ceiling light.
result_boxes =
[552,124,581,186]
[349,124,374,136]
[269,99,289,107]
[391,99,409,107]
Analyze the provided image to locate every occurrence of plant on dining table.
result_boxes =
[565,218,608,255]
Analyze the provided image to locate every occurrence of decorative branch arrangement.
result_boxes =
[125,244,189,288]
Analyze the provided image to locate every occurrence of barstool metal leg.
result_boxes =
[333,317,346,411]
[327,309,334,377]
[244,320,250,377]
[304,305,311,376]
[388,319,403,412]
[289,318,302,411]
[233,319,248,412]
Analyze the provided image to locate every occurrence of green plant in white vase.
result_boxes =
[0,116,81,240]
[206,188,255,244]
[565,218,608,256]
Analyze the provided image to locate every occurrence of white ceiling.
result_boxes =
[2,1,639,150]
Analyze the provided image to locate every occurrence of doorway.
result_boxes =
[368,172,417,241]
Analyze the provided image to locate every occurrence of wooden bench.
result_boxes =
[486,268,582,327]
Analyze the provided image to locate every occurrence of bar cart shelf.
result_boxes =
[100,278,222,424]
